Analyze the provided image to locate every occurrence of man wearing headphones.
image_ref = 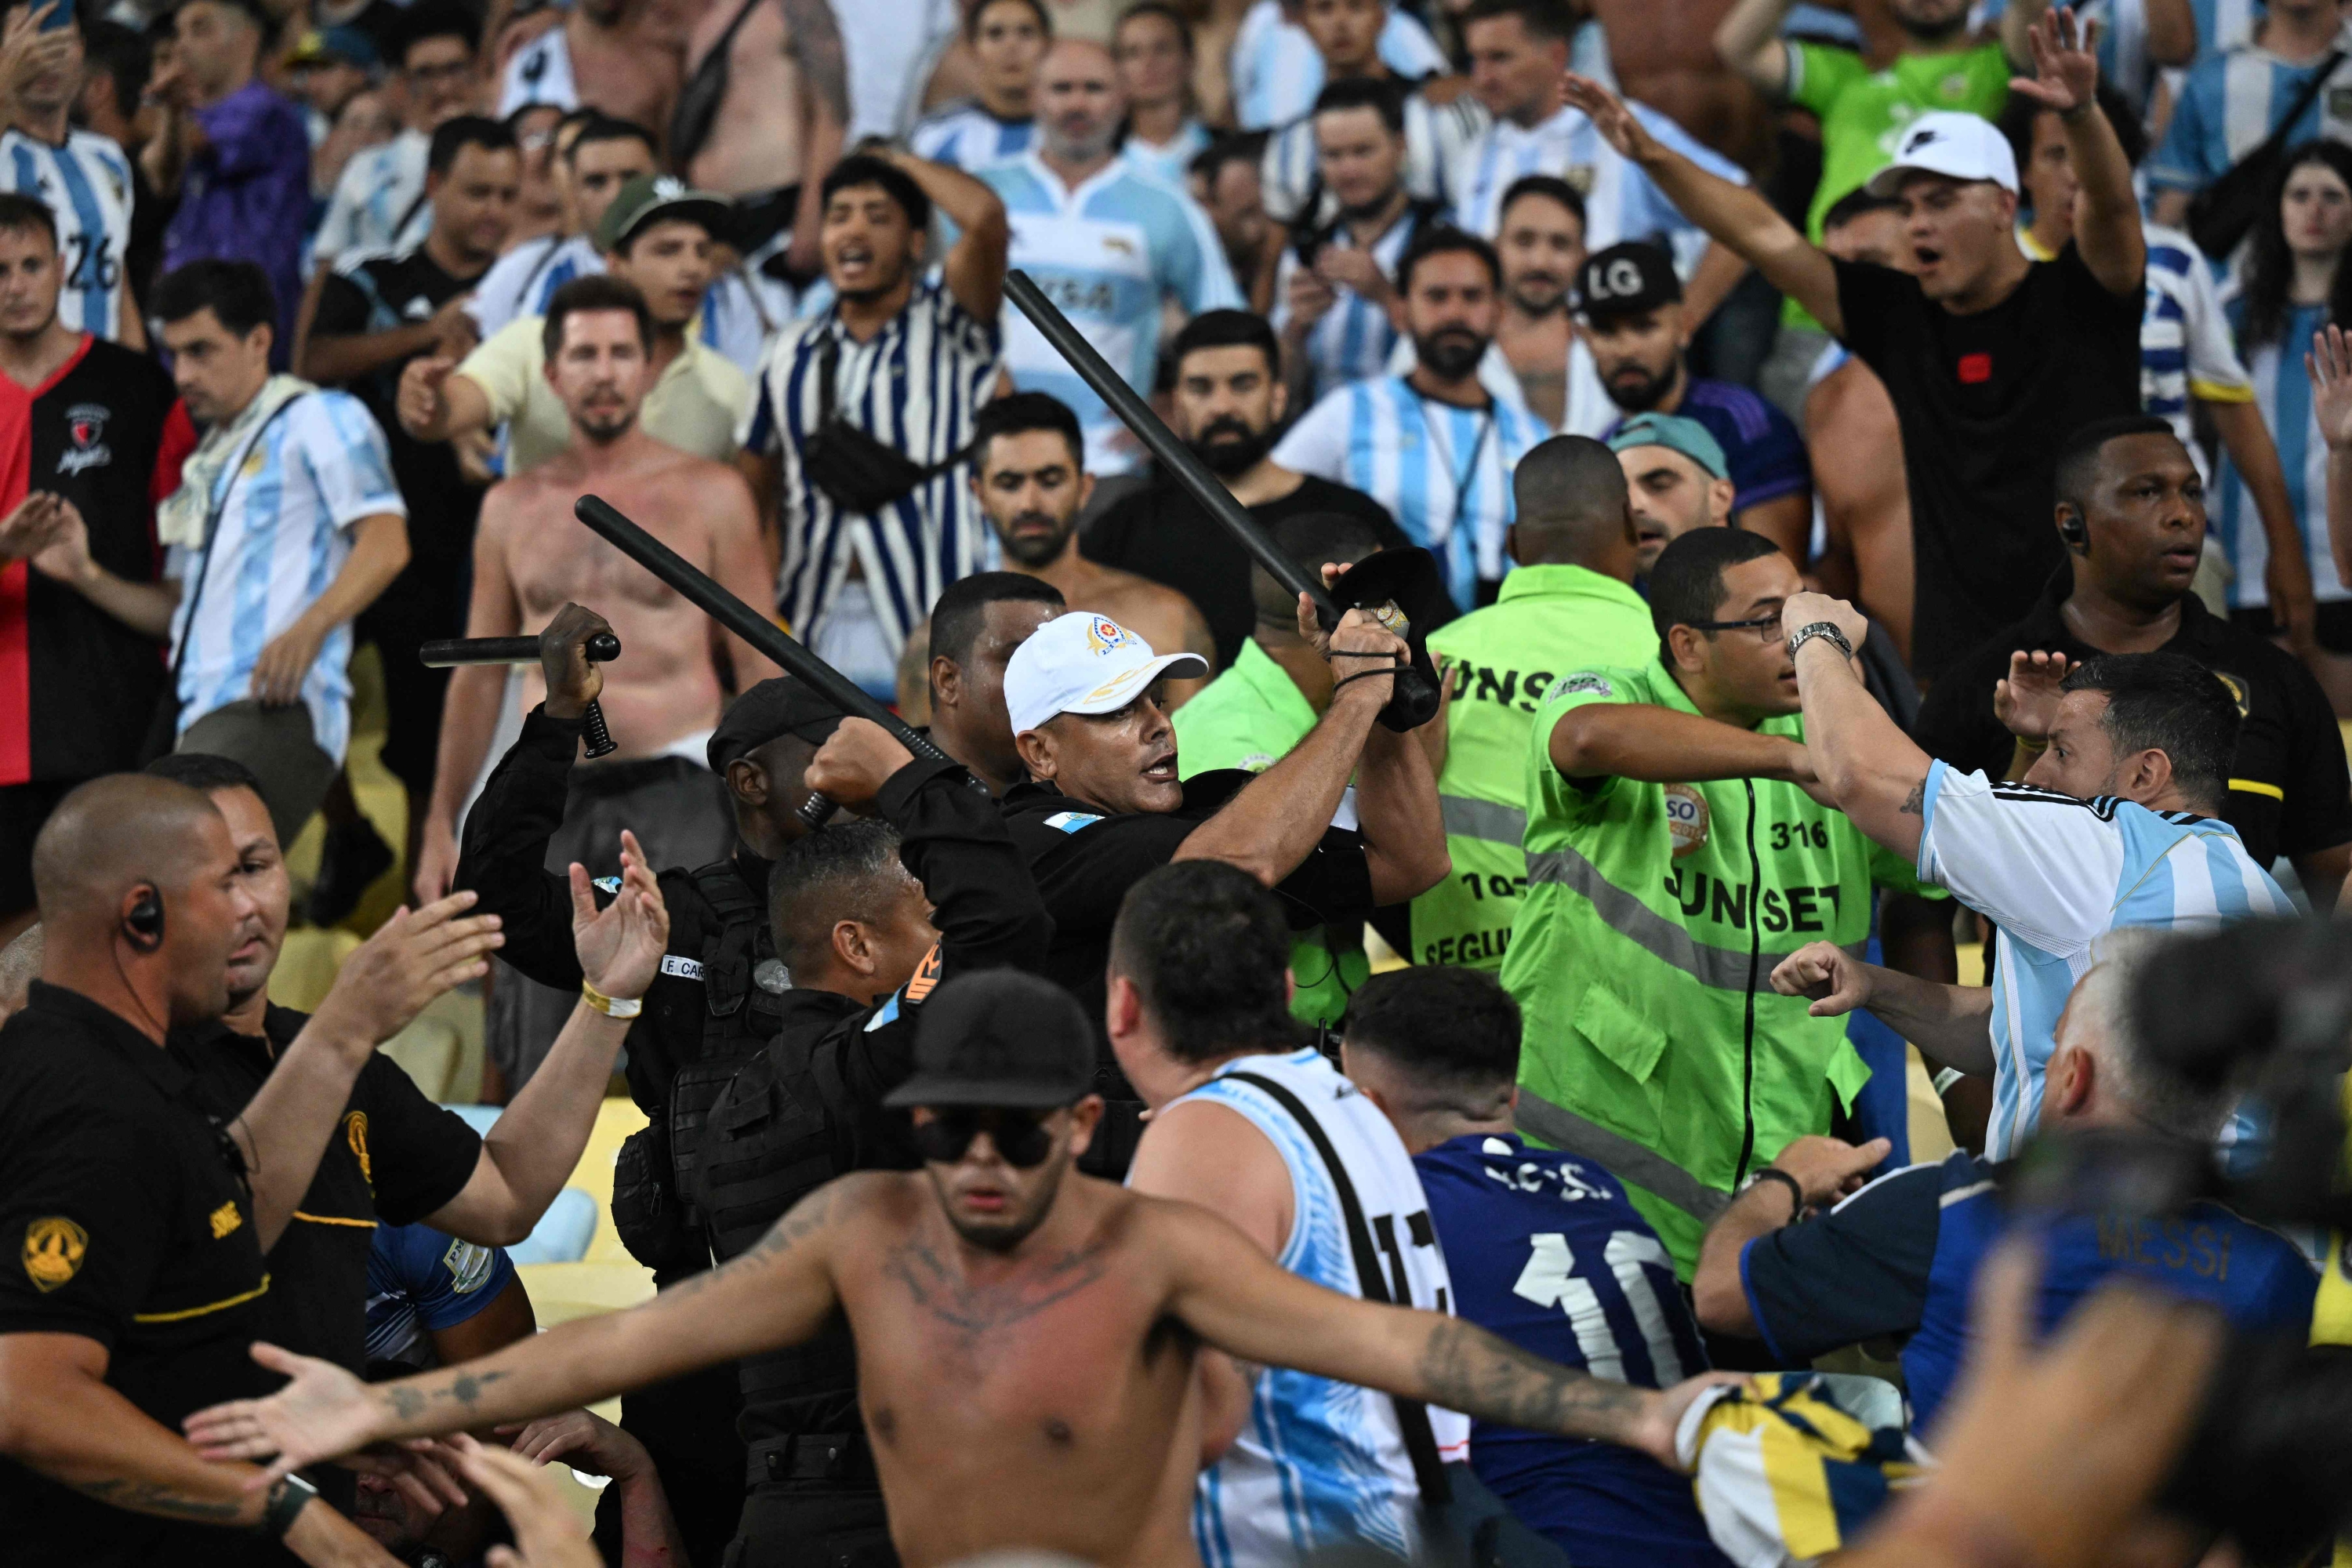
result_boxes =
[0,773,501,1566]
[1913,416,2352,912]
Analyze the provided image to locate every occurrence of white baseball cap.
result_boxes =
[1004,612,1210,736]
[1864,111,2019,198]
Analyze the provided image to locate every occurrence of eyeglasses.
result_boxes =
[911,1107,1058,1167]
[1683,612,1786,646]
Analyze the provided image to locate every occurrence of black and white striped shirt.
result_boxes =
[740,280,1002,657]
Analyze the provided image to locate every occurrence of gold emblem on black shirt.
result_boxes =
[22,1216,87,1293]
[207,1202,242,1240]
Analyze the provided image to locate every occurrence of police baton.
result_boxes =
[421,631,624,758]
[572,495,970,827]
[1001,269,1439,730]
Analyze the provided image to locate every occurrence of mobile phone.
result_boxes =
[38,0,74,33]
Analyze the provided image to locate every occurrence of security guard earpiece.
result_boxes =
[124,887,164,952]
[2058,513,2089,554]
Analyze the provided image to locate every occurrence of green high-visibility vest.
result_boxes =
[1171,639,1369,1029]
[1410,564,1658,971]
[1497,659,1939,1275]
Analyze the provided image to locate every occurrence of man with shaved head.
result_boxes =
[1410,436,1660,971]
[0,774,502,1564]
[980,37,1241,474]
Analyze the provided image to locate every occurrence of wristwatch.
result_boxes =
[1739,1166,1806,1221]
[259,1472,318,1539]
[1786,620,1854,665]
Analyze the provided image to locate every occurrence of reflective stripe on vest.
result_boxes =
[1439,793,1526,845]
[1523,844,1867,991]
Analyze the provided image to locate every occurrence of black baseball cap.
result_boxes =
[706,677,842,772]
[1576,241,1682,321]
[884,971,1097,1109]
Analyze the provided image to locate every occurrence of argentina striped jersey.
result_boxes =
[2212,299,2351,611]
[1272,373,1548,608]
[1174,1047,1468,1568]
[314,129,431,269]
[1123,120,1214,188]
[1271,203,1436,399]
[1262,89,1488,227]
[740,278,1000,668]
[466,232,599,339]
[909,104,1036,171]
[165,391,406,768]
[1229,0,1451,131]
[982,152,1240,473]
[2140,225,2248,476]
[2147,43,2352,196]
[2,129,132,341]
[1914,762,2288,1159]
[1448,102,1745,265]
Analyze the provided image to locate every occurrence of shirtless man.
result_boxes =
[414,274,777,1087]
[679,0,847,280]
[927,390,1218,710]
[499,0,684,151]
[1494,174,1585,431]
[187,968,1734,1568]
[1589,0,1768,168]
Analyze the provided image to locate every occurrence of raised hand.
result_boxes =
[803,716,916,813]
[1769,940,1873,1017]
[1779,590,1869,655]
[1992,648,2072,742]
[1559,73,1659,165]
[310,891,503,1053]
[569,829,668,1004]
[183,1343,387,1486]
[2310,324,2352,452]
[535,601,614,720]
[2009,5,2100,115]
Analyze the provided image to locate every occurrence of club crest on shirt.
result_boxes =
[1563,164,1596,194]
[1087,616,1133,655]
[208,1201,243,1240]
[21,1215,86,1293]
[442,1239,494,1294]
[58,402,110,475]
[1664,783,1710,858]
[2213,670,2250,717]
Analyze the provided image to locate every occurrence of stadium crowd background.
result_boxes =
[0,0,2350,1561]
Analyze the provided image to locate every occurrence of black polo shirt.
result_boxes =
[1000,769,1374,1071]
[0,982,289,1567]
[1911,575,2352,869]
[180,1004,481,1380]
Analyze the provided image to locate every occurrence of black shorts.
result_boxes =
[2230,601,2352,655]
[0,778,81,915]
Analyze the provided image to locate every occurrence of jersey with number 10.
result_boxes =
[1413,1133,1726,1568]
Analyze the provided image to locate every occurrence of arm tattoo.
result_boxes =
[379,1368,513,1427]
[1900,778,1927,817]
[1415,1319,1646,1441]
[71,1479,247,1523]
[779,0,851,126]
[667,1185,837,1302]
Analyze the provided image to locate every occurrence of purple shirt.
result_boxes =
[162,80,309,361]
[1601,376,1812,518]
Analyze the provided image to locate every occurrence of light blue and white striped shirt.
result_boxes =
[981,151,1241,472]
[1272,372,1548,607]
[466,232,600,339]
[2212,299,2352,612]
[1121,119,1214,188]
[1915,762,2290,1159]
[2147,42,2352,194]
[2141,224,2248,477]
[165,391,406,767]
[1449,101,1747,267]
[1171,1047,1468,1568]
[739,278,1000,665]
[1262,89,1488,227]
[1,129,132,341]
[909,103,1036,171]
[314,128,431,269]
[1271,201,1437,399]
[1229,0,1451,131]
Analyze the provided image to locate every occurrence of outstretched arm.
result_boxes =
[2012,8,2144,299]
[1158,1200,1735,1468]
[1712,0,1795,97]
[1549,700,1818,789]
[1768,942,1996,1075]
[1560,73,1841,336]
[1780,592,1932,859]
[185,1181,859,1484]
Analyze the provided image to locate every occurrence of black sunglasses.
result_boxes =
[913,1107,1060,1168]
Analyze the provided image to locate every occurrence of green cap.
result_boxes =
[1606,412,1729,481]
[594,173,731,254]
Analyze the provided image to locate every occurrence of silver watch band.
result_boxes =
[1787,621,1853,665]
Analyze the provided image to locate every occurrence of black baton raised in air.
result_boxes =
[1002,268,1439,730]
[421,631,624,758]
[572,494,971,828]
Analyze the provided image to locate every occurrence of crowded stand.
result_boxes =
[2,0,2352,1563]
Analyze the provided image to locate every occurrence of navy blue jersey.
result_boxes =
[364,1222,517,1374]
[1414,1133,1728,1568]
[1741,1151,2319,1438]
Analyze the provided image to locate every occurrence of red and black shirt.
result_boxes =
[0,335,194,786]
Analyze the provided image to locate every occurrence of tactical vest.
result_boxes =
[610,858,792,1272]
[694,1014,874,1494]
